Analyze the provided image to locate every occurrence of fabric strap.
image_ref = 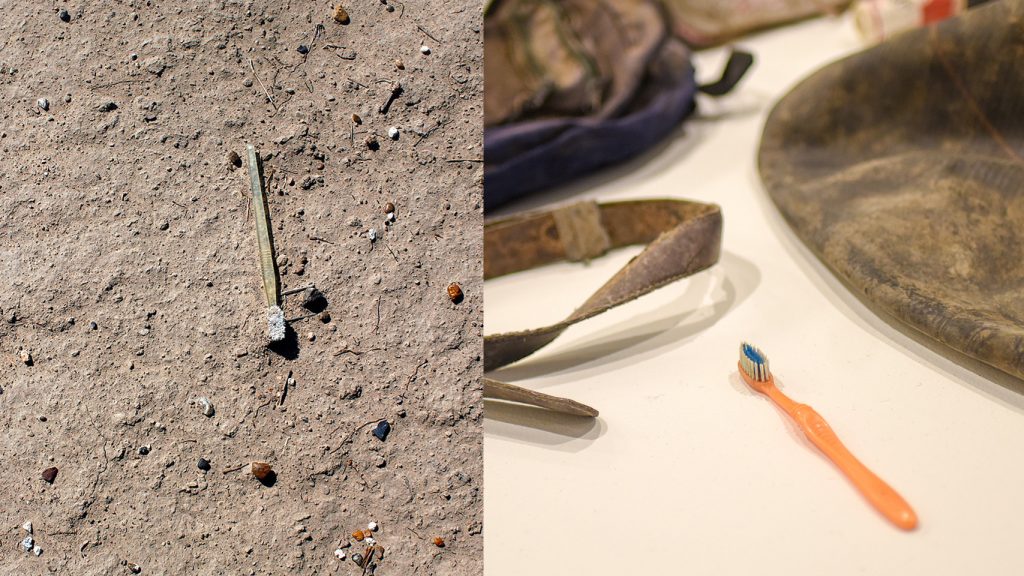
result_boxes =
[484,199,723,416]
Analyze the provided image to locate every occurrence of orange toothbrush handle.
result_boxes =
[790,403,918,531]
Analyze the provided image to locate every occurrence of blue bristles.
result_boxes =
[739,342,771,381]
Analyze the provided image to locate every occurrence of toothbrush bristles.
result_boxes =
[739,342,770,381]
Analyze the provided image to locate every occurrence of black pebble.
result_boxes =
[58,9,70,22]
[302,287,328,312]
[138,445,150,455]
[197,458,211,471]
[99,102,118,112]
[297,44,309,55]
[41,467,58,484]
[89,321,98,330]
[372,420,391,441]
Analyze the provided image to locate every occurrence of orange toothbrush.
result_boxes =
[738,342,917,531]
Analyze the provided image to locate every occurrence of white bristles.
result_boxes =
[739,342,770,381]
[268,306,286,342]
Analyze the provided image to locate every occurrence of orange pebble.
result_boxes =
[432,536,445,547]
[333,5,350,24]
[353,530,365,541]
[447,283,463,303]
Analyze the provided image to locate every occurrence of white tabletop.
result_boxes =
[484,13,1024,576]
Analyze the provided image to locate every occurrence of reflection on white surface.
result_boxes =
[484,400,607,451]
[485,13,1024,576]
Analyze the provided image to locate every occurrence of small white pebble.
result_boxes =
[306,332,316,342]
[365,537,376,545]
[21,536,33,552]
[197,397,215,417]
[368,521,378,532]
[32,545,43,557]
[37,98,49,111]
[367,228,377,242]
[22,521,32,533]
[385,212,395,222]
[388,126,399,140]
[334,548,346,560]
[420,45,431,55]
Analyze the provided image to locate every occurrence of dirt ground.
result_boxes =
[0,0,482,573]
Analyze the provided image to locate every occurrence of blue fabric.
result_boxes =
[484,64,697,210]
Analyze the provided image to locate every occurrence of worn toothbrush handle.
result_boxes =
[792,404,918,531]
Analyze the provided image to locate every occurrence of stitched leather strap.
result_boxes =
[484,198,723,416]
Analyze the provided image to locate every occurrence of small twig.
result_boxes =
[375,296,382,333]
[379,82,403,114]
[403,359,429,397]
[309,418,384,481]
[253,399,273,424]
[416,24,440,44]
[333,347,381,357]
[414,120,450,147]
[324,45,357,60]
[221,463,248,475]
[382,240,399,262]
[292,24,325,70]
[249,59,277,110]
[347,77,367,88]
[279,371,290,406]
[309,23,324,50]
[282,283,315,296]
[89,78,151,90]
[445,158,483,163]
[273,165,300,176]
[331,419,382,455]
[310,236,334,244]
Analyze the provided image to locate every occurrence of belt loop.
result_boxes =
[551,201,611,262]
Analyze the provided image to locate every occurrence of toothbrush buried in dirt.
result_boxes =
[737,342,917,531]
[247,144,285,342]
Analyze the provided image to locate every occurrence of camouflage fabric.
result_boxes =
[485,0,698,208]
[484,0,823,208]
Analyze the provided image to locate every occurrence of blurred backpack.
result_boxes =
[484,0,849,209]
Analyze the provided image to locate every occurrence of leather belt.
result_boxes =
[484,198,723,417]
